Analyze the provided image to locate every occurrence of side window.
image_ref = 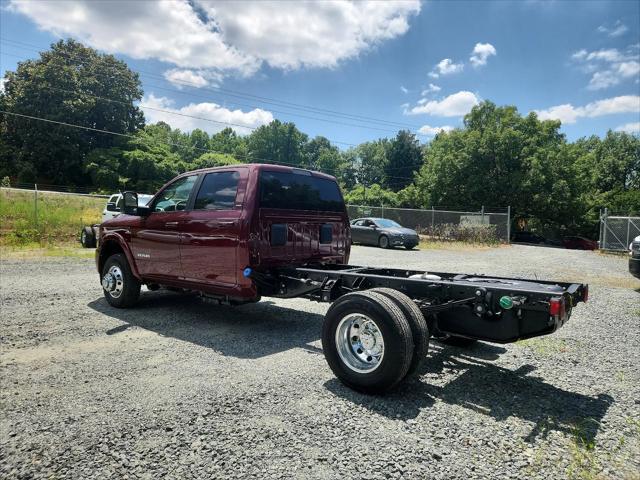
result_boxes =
[354,219,365,226]
[194,171,240,210]
[152,175,197,213]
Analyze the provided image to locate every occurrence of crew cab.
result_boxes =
[96,164,588,394]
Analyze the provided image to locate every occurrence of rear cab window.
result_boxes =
[259,170,344,212]
[194,171,240,210]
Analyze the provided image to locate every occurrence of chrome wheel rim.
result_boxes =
[102,265,124,299]
[380,236,389,248]
[81,231,86,244]
[335,313,384,373]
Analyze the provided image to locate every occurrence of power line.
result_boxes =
[0,37,425,130]
[0,38,428,134]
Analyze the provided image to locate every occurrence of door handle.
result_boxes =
[218,221,235,226]
[165,221,179,228]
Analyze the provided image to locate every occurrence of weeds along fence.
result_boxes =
[347,205,511,243]
[0,186,106,246]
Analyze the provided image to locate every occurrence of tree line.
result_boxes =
[1,40,638,237]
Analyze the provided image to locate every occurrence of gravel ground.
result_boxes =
[1,245,639,479]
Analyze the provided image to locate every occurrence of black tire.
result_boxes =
[370,288,429,378]
[404,244,415,250]
[378,235,390,249]
[322,290,414,394]
[101,253,141,308]
[80,227,96,248]
[438,335,478,348]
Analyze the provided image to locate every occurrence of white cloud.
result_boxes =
[0,77,6,94]
[428,58,464,78]
[400,86,409,94]
[598,20,628,38]
[421,83,441,96]
[141,93,273,135]
[9,0,420,81]
[469,42,496,67]
[418,124,454,136]
[163,69,218,89]
[615,122,640,133]
[571,46,640,90]
[405,91,480,117]
[534,95,640,124]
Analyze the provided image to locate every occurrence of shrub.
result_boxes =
[418,223,500,245]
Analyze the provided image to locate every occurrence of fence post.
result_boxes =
[34,183,38,227]
[507,206,511,243]
[381,201,384,219]
[481,205,485,224]
[602,207,608,250]
[627,218,631,249]
[431,206,434,229]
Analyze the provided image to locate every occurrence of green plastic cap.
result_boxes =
[499,296,513,310]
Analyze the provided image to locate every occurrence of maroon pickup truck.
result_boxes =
[96,163,588,394]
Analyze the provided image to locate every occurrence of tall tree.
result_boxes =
[246,120,308,166]
[0,39,144,185]
[384,130,423,191]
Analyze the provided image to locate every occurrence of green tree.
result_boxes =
[351,140,389,186]
[209,127,248,159]
[192,152,240,169]
[384,130,423,191]
[122,124,185,192]
[415,101,581,233]
[343,183,399,207]
[246,120,308,166]
[0,39,143,185]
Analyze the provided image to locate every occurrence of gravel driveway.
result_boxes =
[1,245,638,479]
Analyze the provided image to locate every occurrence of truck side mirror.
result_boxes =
[106,202,118,212]
[123,191,151,216]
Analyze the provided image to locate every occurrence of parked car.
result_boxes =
[80,193,152,248]
[562,236,598,251]
[350,217,419,249]
[629,235,640,279]
[511,231,546,244]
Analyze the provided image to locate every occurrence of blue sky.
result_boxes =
[1,0,639,147]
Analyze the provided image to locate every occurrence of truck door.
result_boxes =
[131,175,198,280]
[180,169,244,287]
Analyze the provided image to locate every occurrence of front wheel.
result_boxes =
[322,291,414,394]
[378,235,390,249]
[80,227,96,248]
[101,253,141,308]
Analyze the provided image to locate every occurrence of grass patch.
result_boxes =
[418,238,508,251]
[518,337,572,356]
[567,419,601,480]
[0,244,96,260]
[0,189,104,247]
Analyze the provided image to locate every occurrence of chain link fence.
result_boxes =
[599,208,640,251]
[347,205,511,243]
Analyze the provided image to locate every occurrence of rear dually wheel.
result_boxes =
[322,291,414,394]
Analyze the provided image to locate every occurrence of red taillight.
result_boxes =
[549,297,565,317]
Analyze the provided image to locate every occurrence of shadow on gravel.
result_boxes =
[326,342,613,444]
[88,292,324,359]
